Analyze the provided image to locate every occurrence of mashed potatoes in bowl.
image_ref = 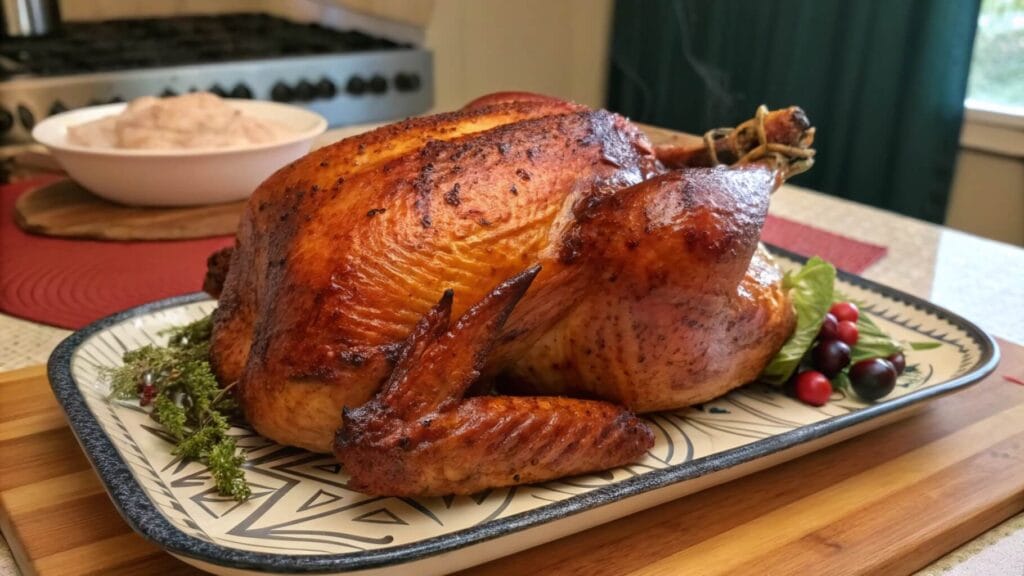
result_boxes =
[67,93,295,150]
[33,93,327,206]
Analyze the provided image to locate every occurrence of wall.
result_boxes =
[59,0,614,110]
[946,110,1024,247]
[423,0,613,110]
[331,0,616,109]
[947,152,1024,247]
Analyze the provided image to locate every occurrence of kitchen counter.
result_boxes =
[1,125,1022,575]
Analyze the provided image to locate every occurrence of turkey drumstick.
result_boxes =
[653,105,816,178]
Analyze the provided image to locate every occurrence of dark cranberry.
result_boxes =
[837,320,859,346]
[849,358,897,401]
[830,301,859,323]
[819,313,839,341]
[795,370,832,406]
[812,339,851,378]
[887,352,906,375]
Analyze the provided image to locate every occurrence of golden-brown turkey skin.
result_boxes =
[211,97,587,384]
[336,268,654,496]
[503,251,794,411]
[211,98,659,452]
[211,92,803,474]
[499,168,795,411]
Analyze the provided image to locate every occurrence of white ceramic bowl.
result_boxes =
[32,100,327,207]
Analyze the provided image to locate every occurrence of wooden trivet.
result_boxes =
[14,179,245,241]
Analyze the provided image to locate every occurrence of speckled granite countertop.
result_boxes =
[1,127,1022,576]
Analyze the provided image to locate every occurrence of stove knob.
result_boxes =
[209,84,228,97]
[314,77,337,99]
[271,82,294,102]
[0,107,13,133]
[49,101,69,116]
[369,75,387,94]
[294,80,315,102]
[394,73,421,92]
[160,88,178,98]
[229,83,253,99]
[346,76,367,96]
[17,105,34,130]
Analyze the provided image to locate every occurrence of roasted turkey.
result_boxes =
[205,92,815,496]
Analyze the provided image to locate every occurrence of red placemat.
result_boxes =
[763,214,887,274]
[1,179,888,330]
[0,178,233,329]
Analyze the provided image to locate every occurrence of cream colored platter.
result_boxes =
[48,247,999,575]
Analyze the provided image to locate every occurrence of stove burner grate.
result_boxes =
[0,13,408,80]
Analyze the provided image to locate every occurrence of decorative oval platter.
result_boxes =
[48,247,999,575]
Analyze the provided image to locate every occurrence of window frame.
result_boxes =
[961,99,1024,158]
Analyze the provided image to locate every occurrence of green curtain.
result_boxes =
[607,1,980,224]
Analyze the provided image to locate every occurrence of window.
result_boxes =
[966,0,1024,115]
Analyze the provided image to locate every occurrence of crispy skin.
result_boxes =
[210,98,589,387]
[203,246,233,299]
[335,268,654,496]
[212,97,658,452]
[500,168,795,411]
[462,91,572,110]
[211,92,813,495]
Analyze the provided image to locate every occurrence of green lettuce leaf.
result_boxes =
[833,371,852,394]
[849,312,902,363]
[759,260,943,388]
[760,257,836,385]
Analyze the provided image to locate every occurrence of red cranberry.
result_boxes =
[829,301,859,323]
[795,371,832,406]
[140,384,156,406]
[837,320,859,346]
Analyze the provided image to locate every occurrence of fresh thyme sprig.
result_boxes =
[104,315,251,501]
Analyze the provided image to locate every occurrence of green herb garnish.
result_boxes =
[104,315,250,501]
[759,256,836,385]
[848,309,901,363]
[842,295,942,362]
[760,257,944,393]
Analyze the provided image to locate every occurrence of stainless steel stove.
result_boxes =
[0,13,433,144]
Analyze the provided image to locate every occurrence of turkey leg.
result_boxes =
[500,164,795,412]
[654,106,816,178]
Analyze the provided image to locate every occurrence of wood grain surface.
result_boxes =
[0,343,1020,576]
[13,179,244,241]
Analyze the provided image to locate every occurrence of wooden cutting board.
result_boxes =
[1,340,1022,576]
[13,179,244,241]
